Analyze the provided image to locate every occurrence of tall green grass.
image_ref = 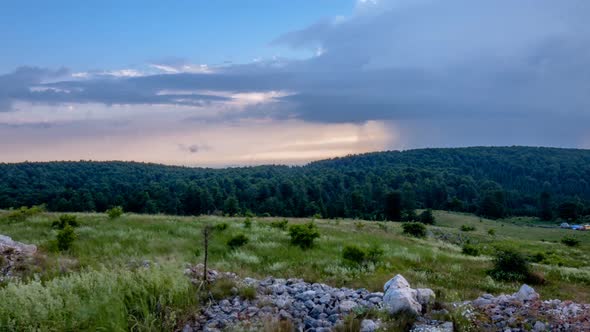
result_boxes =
[0,266,196,331]
[0,209,589,319]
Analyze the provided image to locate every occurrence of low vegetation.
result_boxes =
[402,222,427,238]
[52,214,79,229]
[288,222,320,249]
[561,236,581,247]
[0,209,589,329]
[460,225,476,232]
[56,225,77,251]
[488,248,532,283]
[106,206,123,219]
[227,234,249,249]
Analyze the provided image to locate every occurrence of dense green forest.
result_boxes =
[1,147,590,221]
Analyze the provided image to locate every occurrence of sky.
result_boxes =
[1,0,590,166]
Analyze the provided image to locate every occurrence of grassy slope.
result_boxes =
[0,211,589,329]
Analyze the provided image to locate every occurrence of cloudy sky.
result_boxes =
[1,0,589,166]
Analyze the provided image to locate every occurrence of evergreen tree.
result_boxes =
[539,191,553,221]
[384,191,402,221]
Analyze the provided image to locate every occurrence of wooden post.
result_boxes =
[202,225,211,285]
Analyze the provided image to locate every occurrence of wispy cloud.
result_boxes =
[1,0,590,164]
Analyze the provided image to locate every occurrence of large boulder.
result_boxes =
[513,284,539,302]
[0,234,37,254]
[384,274,411,292]
[1,234,37,282]
[383,274,422,315]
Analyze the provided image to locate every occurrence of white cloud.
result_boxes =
[150,63,213,74]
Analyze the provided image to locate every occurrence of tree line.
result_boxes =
[1,146,590,221]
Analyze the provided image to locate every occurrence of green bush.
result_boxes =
[530,252,546,263]
[243,217,252,228]
[56,225,77,251]
[402,222,427,238]
[461,243,480,256]
[288,222,320,249]
[106,206,123,219]
[403,209,419,222]
[227,234,249,249]
[487,229,496,236]
[354,222,365,231]
[52,214,79,229]
[460,225,476,232]
[366,245,384,264]
[419,209,436,225]
[342,245,367,266]
[214,222,229,232]
[561,236,580,247]
[4,205,44,223]
[270,219,288,230]
[342,244,384,267]
[488,248,530,282]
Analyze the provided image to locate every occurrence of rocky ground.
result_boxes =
[468,284,590,331]
[0,234,37,283]
[183,265,590,332]
[183,264,446,332]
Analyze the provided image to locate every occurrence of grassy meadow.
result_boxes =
[1,210,589,330]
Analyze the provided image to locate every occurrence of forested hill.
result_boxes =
[2,146,590,221]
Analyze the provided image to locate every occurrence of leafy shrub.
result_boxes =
[461,243,480,256]
[561,236,580,247]
[488,248,530,282]
[4,205,44,223]
[52,214,79,229]
[366,245,384,264]
[487,229,496,236]
[56,225,77,251]
[270,219,288,230]
[342,244,384,268]
[227,234,249,249]
[243,217,252,229]
[460,225,476,232]
[312,213,322,220]
[377,223,388,232]
[403,209,419,222]
[354,222,365,231]
[238,286,257,300]
[419,209,436,225]
[106,206,123,219]
[289,222,320,249]
[530,252,546,263]
[214,222,229,232]
[402,222,427,238]
[342,245,366,266]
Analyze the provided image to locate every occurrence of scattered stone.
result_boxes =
[360,319,380,332]
[184,266,388,331]
[383,274,423,315]
[339,300,358,313]
[417,288,436,307]
[468,285,590,331]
